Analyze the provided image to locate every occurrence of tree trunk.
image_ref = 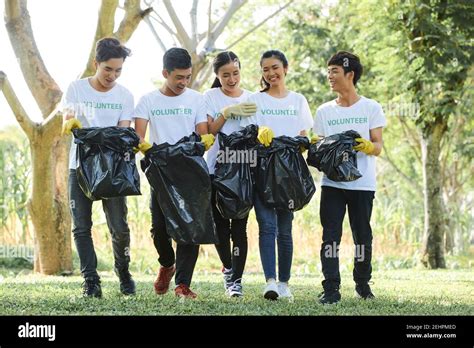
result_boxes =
[26,116,72,275]
[421,120,448,269]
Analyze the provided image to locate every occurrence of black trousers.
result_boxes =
[211,180,249,282]
[319,186,375,290]
[150,189,199,287]
[68,170,131,280]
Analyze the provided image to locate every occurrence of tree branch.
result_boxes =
[201,0,246,54]
[0,71,35,138]
[114,0,153,42]
[226,0,294,50]
[4,0,62,117]
[82,0,119,78]
[190,0,199,47]
[143,15,167,52]
[380,143,423,192]
[162,0,193,50]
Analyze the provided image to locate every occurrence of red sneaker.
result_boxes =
[175,283,197,299]
[154,264,176,295]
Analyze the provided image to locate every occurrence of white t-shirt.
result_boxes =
[313,96,386,191]
[203,87,252,174]
[62,78,134,169]
[240,91,313,137]
[133,88,207,145]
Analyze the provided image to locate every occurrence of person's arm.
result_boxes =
[195,121,209,135]
[134,118,149,143]
[208,114,226,135]
[369,127,383,156]
[118,120,131,127]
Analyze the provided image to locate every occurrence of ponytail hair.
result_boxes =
[259,50,288,92]
[211,51,241,88]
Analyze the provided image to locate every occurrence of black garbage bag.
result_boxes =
[256,135,316,211]
[141,133,217,245]
[213,124,259,220]
[73,126,141,201]
[306,130,362,182]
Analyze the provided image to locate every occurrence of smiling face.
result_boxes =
[94,58,124,91]
[162,67,192,96]
[327,64,354,93]
[261,57,288,88]
[217,61,241,96]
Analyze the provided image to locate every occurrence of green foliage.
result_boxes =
[0,127,31,243]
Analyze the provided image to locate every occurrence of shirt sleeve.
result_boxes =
[133,95,150,121]
[313,107,325,136]
[204,92,217,119]
[195,95,208,125]
[369,101,386,129]
[62,82,77,114]
[119,90,134,122]
[299,95,314,132]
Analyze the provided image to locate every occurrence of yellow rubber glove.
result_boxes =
[257,126,274,147]
[136,141,152,155]
[310,135,320,144]
[353,137,375,155]
[201,134,215,151]
[62,118,82,136]
[221,102,257,119]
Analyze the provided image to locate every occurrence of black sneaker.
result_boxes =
[116,269,136,295]
[355,283,375,299]
[82,277,102,298]
[318,289,341,304]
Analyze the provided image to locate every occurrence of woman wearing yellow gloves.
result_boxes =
[203,51,257,297]
[241,50,313,300]
[133,48,214,299]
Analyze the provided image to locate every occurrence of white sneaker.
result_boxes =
[263,279,279,300]
[278,282,293,299]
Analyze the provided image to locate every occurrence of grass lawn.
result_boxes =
[0,268,472,316]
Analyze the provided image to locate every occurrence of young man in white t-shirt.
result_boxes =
[313,51,386,304]
[62,38,136,298]
[134,48,214,299]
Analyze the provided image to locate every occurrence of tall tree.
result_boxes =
[393,0,474,268]
[1,0,151,274]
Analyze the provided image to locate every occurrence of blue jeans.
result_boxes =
[254,193,294,282]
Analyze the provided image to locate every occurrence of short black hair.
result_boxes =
[95,37,131,63]
[327,51,363,86]
[163,47,192,72]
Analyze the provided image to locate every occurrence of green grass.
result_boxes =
[0,269,472,316]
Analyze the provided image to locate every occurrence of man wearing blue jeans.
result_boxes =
[62,38,136,297]
[313,51,386,304]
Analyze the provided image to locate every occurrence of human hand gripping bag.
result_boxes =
[256,134,316,211]
[213,124,259,219]
[73,126,141,200]
[140,133,218,245]
[306,129,362,182]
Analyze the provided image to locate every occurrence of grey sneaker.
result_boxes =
[226,279,243,298]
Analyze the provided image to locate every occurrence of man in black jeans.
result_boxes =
[312,51,386,304]
[62,38,136,297]
[134,47,214,299]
